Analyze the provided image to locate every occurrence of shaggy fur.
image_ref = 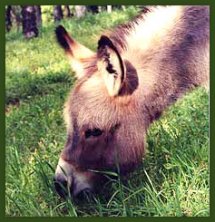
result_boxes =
[54,6,209,196]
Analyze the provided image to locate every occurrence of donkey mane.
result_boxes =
[108,6,209,58]
[108,6,152,50]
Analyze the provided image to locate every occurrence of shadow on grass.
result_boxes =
[6,71,75,105]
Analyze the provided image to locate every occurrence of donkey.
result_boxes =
[54,6,209,198]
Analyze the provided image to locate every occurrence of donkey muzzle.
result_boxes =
[54,158,94,198]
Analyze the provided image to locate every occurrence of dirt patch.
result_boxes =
[5,98,20,114]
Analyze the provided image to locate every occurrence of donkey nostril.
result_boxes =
[53,177,70,198]
[75,188,95,202]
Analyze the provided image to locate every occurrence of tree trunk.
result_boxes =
[87,6,98,14]
[34,6,42,27]
[11,6,22,32]
[53,5,63,22]
[107,5,112,13]
[121,5,126,11]
[21,6,39,39]
[98,6,102,13]
[64,5,72,17]
[5,5,12,32]
[74,5,86,18]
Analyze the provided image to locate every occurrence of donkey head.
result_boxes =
[54,26,144,198]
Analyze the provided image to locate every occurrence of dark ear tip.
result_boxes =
[55,25,67,35]
[55,25,70,50]
[98,35,114,49]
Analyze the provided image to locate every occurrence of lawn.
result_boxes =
[5,7,209,217]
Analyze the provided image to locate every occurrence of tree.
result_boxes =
[87,6,98,14]
[107,5,112,13]
[98,6,102,13]
[21,6,38,39]
[34,6,42,27]
[64,5,72,18]
[53,5,63,22]
[121,5,126,11]
[74,5,86,18]
[5,5,12,32]
[11,6,22,32]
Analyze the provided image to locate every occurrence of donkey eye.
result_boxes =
[91,128,103,137]
[85,129,92,138]
[85,128,103,138]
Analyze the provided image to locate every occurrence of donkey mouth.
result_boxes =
[53,174,94,199]
[54,157,95,198]
[53,177,70,198]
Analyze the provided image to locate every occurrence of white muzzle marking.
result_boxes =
[55,157,93,196]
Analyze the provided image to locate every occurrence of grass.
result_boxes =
[5,7,209,217]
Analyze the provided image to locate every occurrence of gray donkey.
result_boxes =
[54,6,209,197]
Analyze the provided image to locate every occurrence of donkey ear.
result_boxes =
[55,25,95,79]
[97,35,125,96]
